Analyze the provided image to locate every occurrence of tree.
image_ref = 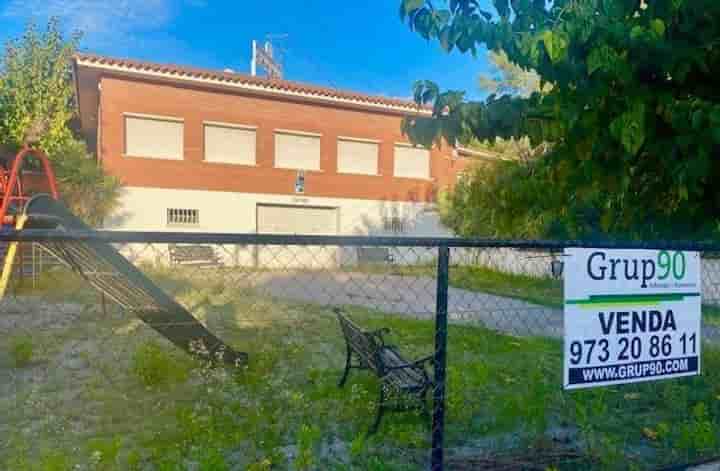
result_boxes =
[469,50,550,161]
[0,19,120,225]
[478,50,545,98]
[400,0,720,239]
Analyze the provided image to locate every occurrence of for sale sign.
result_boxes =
[563,248,701,390]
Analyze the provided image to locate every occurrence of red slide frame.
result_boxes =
[0,146,59,227]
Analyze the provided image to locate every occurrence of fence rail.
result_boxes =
[2,230,720,470]
[6,229,720,250]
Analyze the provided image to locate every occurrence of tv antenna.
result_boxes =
[251,34,288,80]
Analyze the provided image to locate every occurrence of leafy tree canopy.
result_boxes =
[400,0,720,239]
[478,50,547,98]
[466,52,550,161]
[0,19,120,225]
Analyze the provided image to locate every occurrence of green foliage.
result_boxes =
[9,334,34,367]
[295,424,322,470]
[0,18,78,155]
[38,449,72,471]
[0,19,120,225]
[131,341,189,387]
[401,0,720,239]
[87,437,122,469]
[52,139,121,226]
[439,159,561,238]
[478,50,548,98]
[676,402,717,453]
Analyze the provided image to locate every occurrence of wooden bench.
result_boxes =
[356,247,394,265]
[168,244,223,267]
[334,308,434,433]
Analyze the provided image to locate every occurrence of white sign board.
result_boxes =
[563,248,701,389]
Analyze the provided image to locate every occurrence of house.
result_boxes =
[72,53,475,243]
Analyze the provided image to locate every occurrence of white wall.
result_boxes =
[106,186,452,268]
[106,186,449,236]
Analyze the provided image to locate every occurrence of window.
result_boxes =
[274,130,321,170]
[167,208,199,226]
[384,216,406,234]
[124,114,183,160]
[337,137,379,175]
[204,122,256,165]
[393,144,430,179]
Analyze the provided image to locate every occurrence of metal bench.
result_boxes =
[356,247,394,264]
[335,308,433,433]
[168,244,223,267]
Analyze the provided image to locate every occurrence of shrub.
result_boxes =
[9,335,34,367]
[132,341,188,387]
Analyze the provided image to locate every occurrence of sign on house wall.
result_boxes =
[563,248,701,389]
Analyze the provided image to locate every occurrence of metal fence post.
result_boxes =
[431,245,450,471]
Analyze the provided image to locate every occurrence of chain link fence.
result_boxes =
[2,233,720,469]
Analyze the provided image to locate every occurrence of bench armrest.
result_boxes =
[365,327,391,346]
[367,327,390,337]
[384,352,435,371]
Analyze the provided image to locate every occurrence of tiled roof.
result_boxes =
[74,53,429,113]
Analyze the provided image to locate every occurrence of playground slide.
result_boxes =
[22,195,247,366]
[0,214,28,297]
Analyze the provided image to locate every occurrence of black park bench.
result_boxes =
[168,244,223,267]
[334,308,434,433]
[356,247,394,265]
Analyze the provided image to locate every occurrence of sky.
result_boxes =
[0,0,493,101]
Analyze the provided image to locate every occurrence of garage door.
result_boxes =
[256,205,338,268]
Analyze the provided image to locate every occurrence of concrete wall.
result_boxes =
[108,186,452,268]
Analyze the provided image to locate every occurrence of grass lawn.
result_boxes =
[2,267,720,469]
[344,262,563,307]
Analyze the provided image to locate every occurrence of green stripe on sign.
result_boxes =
[566,292,700,308]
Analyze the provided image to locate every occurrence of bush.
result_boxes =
[132,341,188,387]
[440,155,660,240]
[9,335,34,367]
[440,159,556,238]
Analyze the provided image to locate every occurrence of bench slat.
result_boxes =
[169,244,222,266]
[337,312,428,391]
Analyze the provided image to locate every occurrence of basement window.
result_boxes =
[167,208,199,226]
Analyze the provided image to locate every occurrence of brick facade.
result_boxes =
[95,76,468,204]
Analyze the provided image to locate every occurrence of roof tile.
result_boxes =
[74,53,427,112]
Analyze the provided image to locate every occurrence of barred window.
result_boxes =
[383,216,406,234]
[167,208,199,226]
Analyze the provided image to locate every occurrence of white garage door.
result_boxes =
[257,205,338,235]
[256,205,338,268]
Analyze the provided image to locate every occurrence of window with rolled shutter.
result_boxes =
[393,144,430,179]
[124,114,183,160]
[274,131,321,170]
[337,138,379,175]
[204,122,256,165]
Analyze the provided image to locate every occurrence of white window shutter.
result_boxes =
[204,124,256,165]
[394,145,430,179]
[274,132,321,170]
[337,139,379,175]
[125,115,183,160]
